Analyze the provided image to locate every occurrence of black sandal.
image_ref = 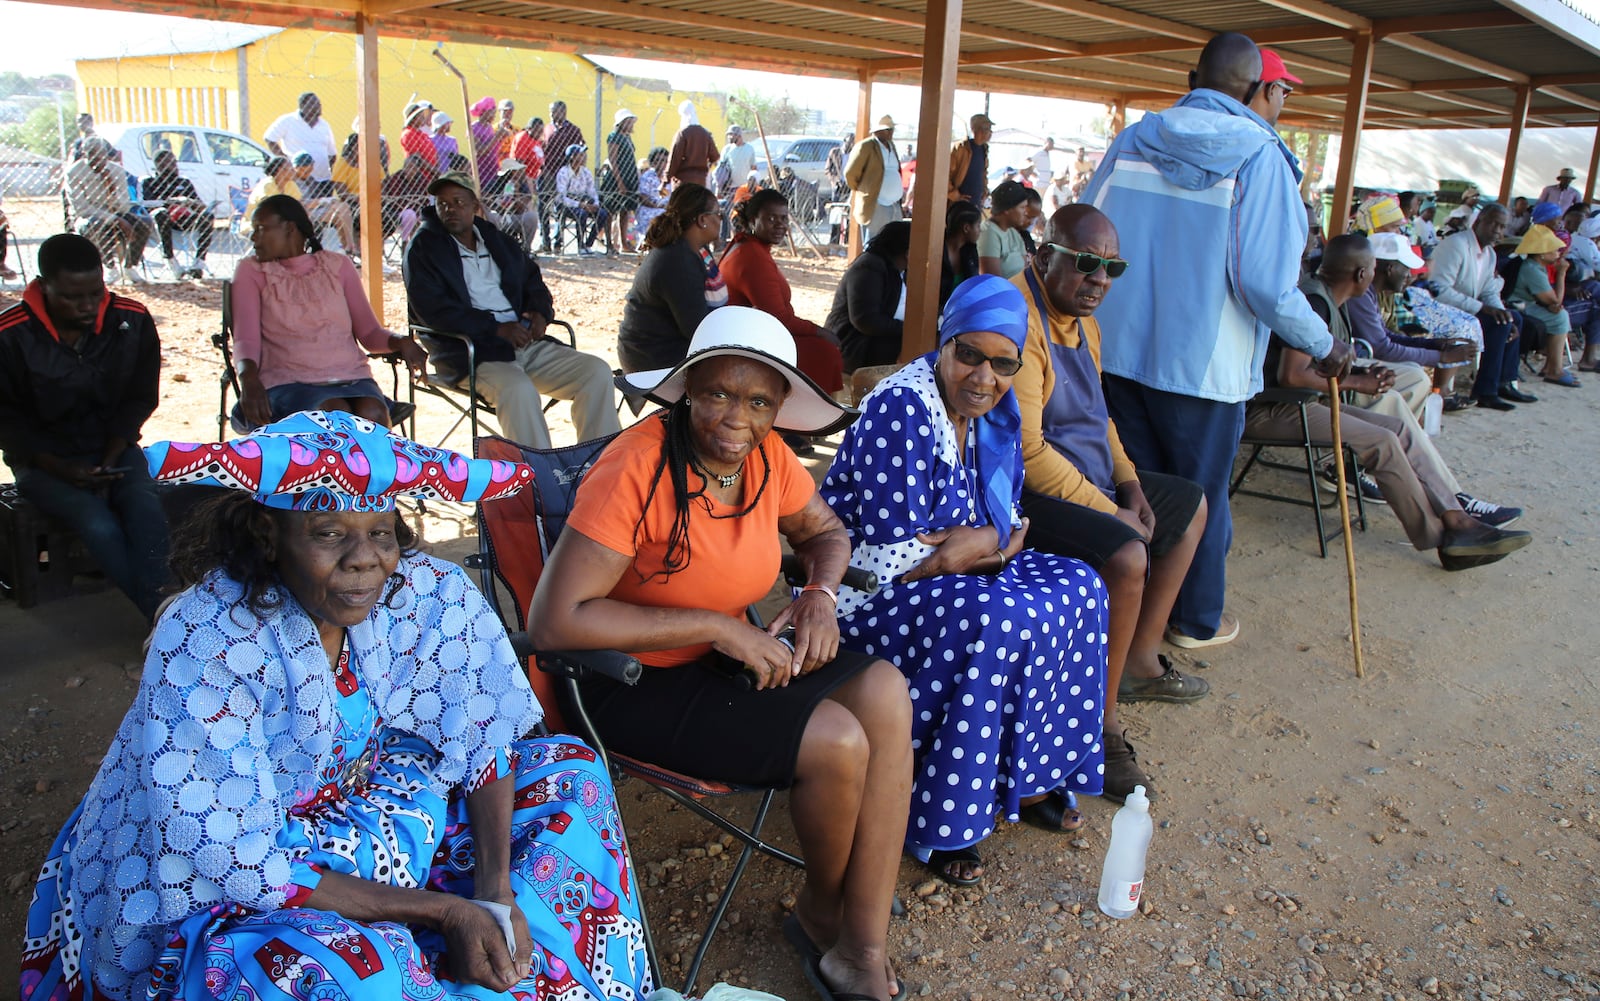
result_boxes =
[1018,790,1086,833]
[925,845,983,886]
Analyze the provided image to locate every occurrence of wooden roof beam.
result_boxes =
[1535,72,1600,86]
[1373,11,1529,35]
[396,8,867,75]
[1383,32,1530,83]
[1400,76,1510,93]
[497,0,921,57]
[364,0,436,14]
[1543,86,1600,111]
[1009,0,1210,43]
[1251,48,1410,90]
[1427,90,1565,126]
[867,33,1086,71]
[756,0,922,31]
[1254,0,1369,31]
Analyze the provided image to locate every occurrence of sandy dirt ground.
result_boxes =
[1,254,1597,1001]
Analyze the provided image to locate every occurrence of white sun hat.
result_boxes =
[620,307,857,434]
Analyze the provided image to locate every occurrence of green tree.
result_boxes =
[0,95,75,159]
[728,87,805,136]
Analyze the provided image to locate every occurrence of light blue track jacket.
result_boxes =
[1083,89,1333,403]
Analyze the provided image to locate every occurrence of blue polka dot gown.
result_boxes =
[821,359,1108,857]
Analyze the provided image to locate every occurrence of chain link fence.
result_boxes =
[1,22,744,286]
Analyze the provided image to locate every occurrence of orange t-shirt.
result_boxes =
[565,417,814,667]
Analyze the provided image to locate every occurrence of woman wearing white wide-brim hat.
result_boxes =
[533,307,912,1001]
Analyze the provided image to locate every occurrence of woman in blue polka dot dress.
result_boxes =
[820,276,1108,887]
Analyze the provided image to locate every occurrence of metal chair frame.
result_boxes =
[470,431,874,994]
[401,319,576,449]
[1230,386,1368,558]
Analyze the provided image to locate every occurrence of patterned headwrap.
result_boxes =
[935,275,1028,548]
[144,410,533,511]
[1359,195,1405,233]
[939,273,1029,351]
[1531,201,1563,226]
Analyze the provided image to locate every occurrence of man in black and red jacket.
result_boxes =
[0,233,169,619]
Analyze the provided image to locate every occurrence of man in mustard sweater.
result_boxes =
[1010,204,1210,801]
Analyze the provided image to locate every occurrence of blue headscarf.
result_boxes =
[935,275,1028,548]
[1530,201,1563,226]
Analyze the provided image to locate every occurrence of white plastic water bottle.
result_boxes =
[1097,784,1153,919]
[1421,388,1443,437]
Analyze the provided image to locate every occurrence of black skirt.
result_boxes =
[576,647,877,787]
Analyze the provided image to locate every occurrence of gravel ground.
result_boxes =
[1,253,1597,1001]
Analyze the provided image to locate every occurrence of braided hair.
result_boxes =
[630,395,773,584]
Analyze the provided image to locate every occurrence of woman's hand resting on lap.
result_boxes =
[439,893,533,991]
[900,518,1029,583]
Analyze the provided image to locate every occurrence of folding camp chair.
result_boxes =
[403,318,577,449]
[212,279,414,439]
[471,431,875,994]
[1230,386,1368,558]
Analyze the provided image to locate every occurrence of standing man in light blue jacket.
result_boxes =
[1083,32,1354,649]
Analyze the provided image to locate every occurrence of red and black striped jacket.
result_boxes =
[0,280,161,467]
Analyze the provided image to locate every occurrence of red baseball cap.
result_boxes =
[1260,50,1303,86]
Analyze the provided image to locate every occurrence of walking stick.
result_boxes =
[432,44,481,198]
[1326,376,1365,679]
[727,96,824,260]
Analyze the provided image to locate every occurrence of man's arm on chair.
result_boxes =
[402,233,503,352]
[517,250,556,340]
[1278,345,1392,397]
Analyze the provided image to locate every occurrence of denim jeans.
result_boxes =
[1103,374,1244,640]
[14,444,171,620]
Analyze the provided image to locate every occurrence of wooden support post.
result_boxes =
[355,11,384,317]
[899,0,961,363]
[847,69,871,263]
[1109,98,1127,137]
[1329,30,1375,238]
[1498,85,1531,205]
[1586,124,1600,203]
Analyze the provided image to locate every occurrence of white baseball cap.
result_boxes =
[1368,231,1424,270]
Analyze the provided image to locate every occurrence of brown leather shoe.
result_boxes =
[1102,730,1153,805]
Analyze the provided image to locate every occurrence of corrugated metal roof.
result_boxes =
[66,0,1600,132]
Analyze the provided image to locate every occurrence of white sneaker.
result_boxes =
[167,259,186,280]
[125,268,149,285]
[189,261,210,279]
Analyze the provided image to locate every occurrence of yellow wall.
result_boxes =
[78,28,728,163]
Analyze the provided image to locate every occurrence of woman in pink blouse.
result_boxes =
[233,194,427,429]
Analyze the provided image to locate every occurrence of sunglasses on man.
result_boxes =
[1044,243,1130,279]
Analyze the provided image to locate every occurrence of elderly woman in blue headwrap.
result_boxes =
[819,276,1109,888]
[20,411,652,1001]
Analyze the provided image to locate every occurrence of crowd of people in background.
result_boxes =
[7,28,1595,1001]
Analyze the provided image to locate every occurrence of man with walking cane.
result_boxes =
[1082,32,1355,651]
